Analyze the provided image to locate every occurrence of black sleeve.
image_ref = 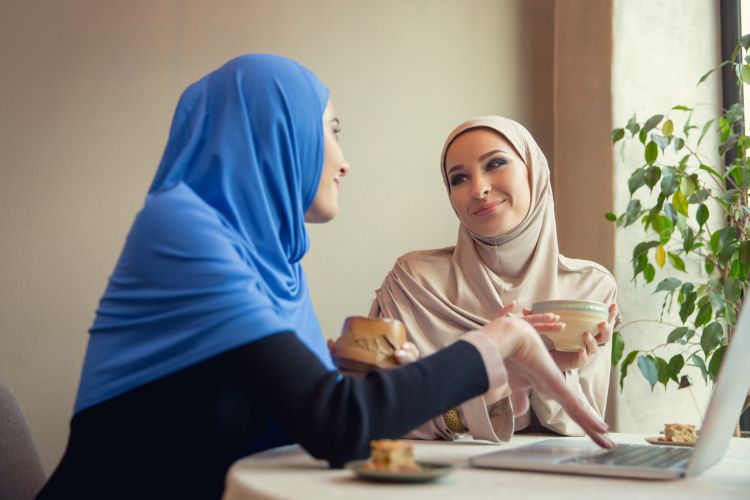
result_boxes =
[225,332,489,467]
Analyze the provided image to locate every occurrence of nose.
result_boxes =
[470,175,490,199]
[339,163,350,177]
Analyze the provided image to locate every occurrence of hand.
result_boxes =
[478,315,615,449]
[519,303,618,372]
[393,341,420,364]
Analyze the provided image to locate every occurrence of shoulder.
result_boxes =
[393,247,455,275]
[558,255,617,291]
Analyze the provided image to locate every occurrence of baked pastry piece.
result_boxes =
[664,423,697,444]
[362,440,422,472]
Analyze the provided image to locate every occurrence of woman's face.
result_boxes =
[444,128,531,237]
[305,100,349,223]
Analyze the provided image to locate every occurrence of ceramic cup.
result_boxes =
[331,316,407,372]
[530,300,608,352]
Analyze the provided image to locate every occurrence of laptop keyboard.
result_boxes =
[564,444,693,468]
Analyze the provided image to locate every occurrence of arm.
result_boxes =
[229,331,503,467]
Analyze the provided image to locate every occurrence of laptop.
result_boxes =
[470,297,750,480]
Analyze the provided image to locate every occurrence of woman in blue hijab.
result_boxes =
[38,54,611,499]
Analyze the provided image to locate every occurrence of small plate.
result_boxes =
[345,460,454,483]
[645,437,695,447]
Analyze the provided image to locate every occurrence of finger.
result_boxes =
[596,321,613,344]
[403,341,420,359]
[522,307,532,316]
[394,349,417,364]
[510,391,530,416]
[494,301,517,318]
[583,332,598,355]
[327,339,335,352]
[524,313,561,324]
[608,303,617,323]
[531,321,566,333]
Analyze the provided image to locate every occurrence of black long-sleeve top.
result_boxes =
[38,332,491,499]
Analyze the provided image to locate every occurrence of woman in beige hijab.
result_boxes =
[370,116,619,442]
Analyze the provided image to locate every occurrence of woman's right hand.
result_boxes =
[478,315,615,449]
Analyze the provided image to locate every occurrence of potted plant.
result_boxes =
[607,36,750,427]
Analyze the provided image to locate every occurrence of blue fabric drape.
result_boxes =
[76,54,334,413]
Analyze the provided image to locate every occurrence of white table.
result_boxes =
[223,434,750,500]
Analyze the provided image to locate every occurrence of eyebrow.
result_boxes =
[446,149,508,175]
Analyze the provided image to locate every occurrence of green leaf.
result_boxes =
[697,68,715,85]
[643,114,664,133]
[725,277,743,302]
[644,166,661,190]
[673,137,685,151]
[679,291,696,323]
[688,189,709,204]
[672,105,692,111]
[632,241,659,260]
[655,277,681,293]
[605,212,617,222]
[682,227,695,253]
[705,259,715,274]
[619,350,639,390]
[694,302,712,327]
[660,168,680,196]
[708,345,726,383]
[643,263,655,283]
[680,174,698,197]
[628,168,646,194]
[740,241,750,270]
[740,64,750,84]
[645,141,658,164]
[672,190,688,216]
[637,356,659,390]
[696,203,709,229]
[661,120,674,136]
[668,354,685,383]
[741,34,750,50]
[626,114,640,136]
[701,322,723,356]
[699,163,722,181]
[652,356,670,387]
[624,199,642,226]
[698,120,714,145]
[652,215,674,244]
[691,354,709,383]
[611,331,624,365]
[667,326,692,344]
[611,128,625,143]
[652,133,670,150]
[668,252,686,272]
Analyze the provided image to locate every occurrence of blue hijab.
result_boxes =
[75,54,334,413]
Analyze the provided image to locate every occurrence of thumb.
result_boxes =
[510,391,530,417]
[494,301,517,318]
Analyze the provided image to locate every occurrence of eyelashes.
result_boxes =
[448,158,508,187]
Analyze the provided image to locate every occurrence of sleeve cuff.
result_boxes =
[461,330,508,389]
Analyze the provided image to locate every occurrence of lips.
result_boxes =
[473,200,502,216]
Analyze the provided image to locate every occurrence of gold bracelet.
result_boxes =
[443,408,468,434]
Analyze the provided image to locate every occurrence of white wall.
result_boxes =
[0,0,553,472]
[611,0,722,432]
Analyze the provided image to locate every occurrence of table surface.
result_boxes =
[223,434,750,500]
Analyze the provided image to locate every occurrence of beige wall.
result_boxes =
[0,0,554,472]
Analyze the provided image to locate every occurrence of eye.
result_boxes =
[486,158,507,171]
[449,174,469,187]
[332,126,341,142]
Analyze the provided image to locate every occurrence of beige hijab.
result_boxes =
[371,116,617,440]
